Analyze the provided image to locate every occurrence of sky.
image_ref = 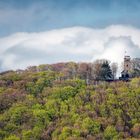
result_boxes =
[0,0,140,71]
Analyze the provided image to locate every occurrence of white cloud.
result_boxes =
[0,25,140,71]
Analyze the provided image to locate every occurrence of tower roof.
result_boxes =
[124,55,131,60]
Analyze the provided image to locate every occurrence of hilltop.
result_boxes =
[0,62,140,140]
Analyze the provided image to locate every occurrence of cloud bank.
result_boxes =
[0,25,140,71]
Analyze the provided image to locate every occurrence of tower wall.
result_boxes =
[124,56,131,72]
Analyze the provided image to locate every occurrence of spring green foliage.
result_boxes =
[0,66,140,140]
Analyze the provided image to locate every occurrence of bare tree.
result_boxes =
[91,60,102,80]
[91,59,112,80]
[111,62,118,79]
[131,58,140,77]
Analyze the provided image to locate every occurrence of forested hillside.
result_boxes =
[0,62,140,140]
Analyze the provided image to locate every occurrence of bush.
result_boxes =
[104,126,118,140]
[22,130,33,140]
[82,117,100,134]
[4,135,20,140]
[131,123,140,137]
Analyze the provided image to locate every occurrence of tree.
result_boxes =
[66,62,78,79]
[104,126,118,140]
[100,61,113,80]
[77,63,89,79]
[59,127,72,140]
[92,59,113,80]
[27,66,37,72]
[111,62,118,79]
[77,63,92,84]
[82,117,100,134]
[91,60,102,80]
[131,58,140,77]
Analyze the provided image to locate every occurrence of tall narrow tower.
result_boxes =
[120,55,131,80]
[124,55,131,73]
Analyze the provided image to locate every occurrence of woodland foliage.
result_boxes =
[0,61,140,140]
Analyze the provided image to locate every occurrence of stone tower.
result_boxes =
[124,55,131,73]
[119,55,131,80]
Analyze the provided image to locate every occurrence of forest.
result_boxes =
[0,60,140,140]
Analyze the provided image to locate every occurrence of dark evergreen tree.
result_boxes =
[99,61,113,80]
